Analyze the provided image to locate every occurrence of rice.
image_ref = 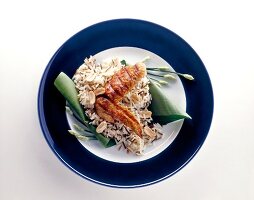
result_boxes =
[73,56,163,155]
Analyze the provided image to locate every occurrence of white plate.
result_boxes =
[66,47,187,163]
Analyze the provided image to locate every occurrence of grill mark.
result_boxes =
[110,75,124,96]
[133,64,140,76]
[114,103,141,129]
[123,67,133,81]
[95,64,147,137]
[115,73,129,94]
[95,97,142,137]
[105,83,121,100]
[126,66,138,82]
[119,68,132,88]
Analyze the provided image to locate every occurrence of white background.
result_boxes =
[1,0,253,199]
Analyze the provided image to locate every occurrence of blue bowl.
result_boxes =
[38,19,213,188]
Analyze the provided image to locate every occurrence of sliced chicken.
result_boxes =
[95,63,147,137]
[105,63,146,102]
[95,97,142,137]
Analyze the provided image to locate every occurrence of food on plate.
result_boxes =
[104,63,146,102]
[55,55,193,155]
[72,56,163,154]
[95,97,143,137]
[95,63,147,137]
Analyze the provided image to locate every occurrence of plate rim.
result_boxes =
[37,18,214,188]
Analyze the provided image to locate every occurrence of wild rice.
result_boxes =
[73,56,163,155]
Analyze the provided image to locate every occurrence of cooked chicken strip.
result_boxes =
[117,67,133,88]
[95,97,142,137]
[95,103,114,123]
[105,63,146,102]
[95,63,146,137]
[104,81,122,101]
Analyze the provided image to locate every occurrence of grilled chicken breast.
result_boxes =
[94,63,147,137]
[95,97,142,137]
[105,63,146,102]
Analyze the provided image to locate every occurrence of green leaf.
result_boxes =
[54,72,87,122]
[84,123,116,148]
[73,124,93,135]
[65,106,73,115]
[120,59,127,66]
[149,80,191,125]
[68,130,96,141]
[54,72,116,148]
[147,68,194,81]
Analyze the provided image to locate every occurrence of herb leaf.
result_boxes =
[54,72,116,148]
[149,80,191,125]
[83,122,116,148]
[120,59,127,66]
[54,72,87,122]
[68,130,96,141]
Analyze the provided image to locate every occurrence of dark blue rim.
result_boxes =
[38,18,214,188]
